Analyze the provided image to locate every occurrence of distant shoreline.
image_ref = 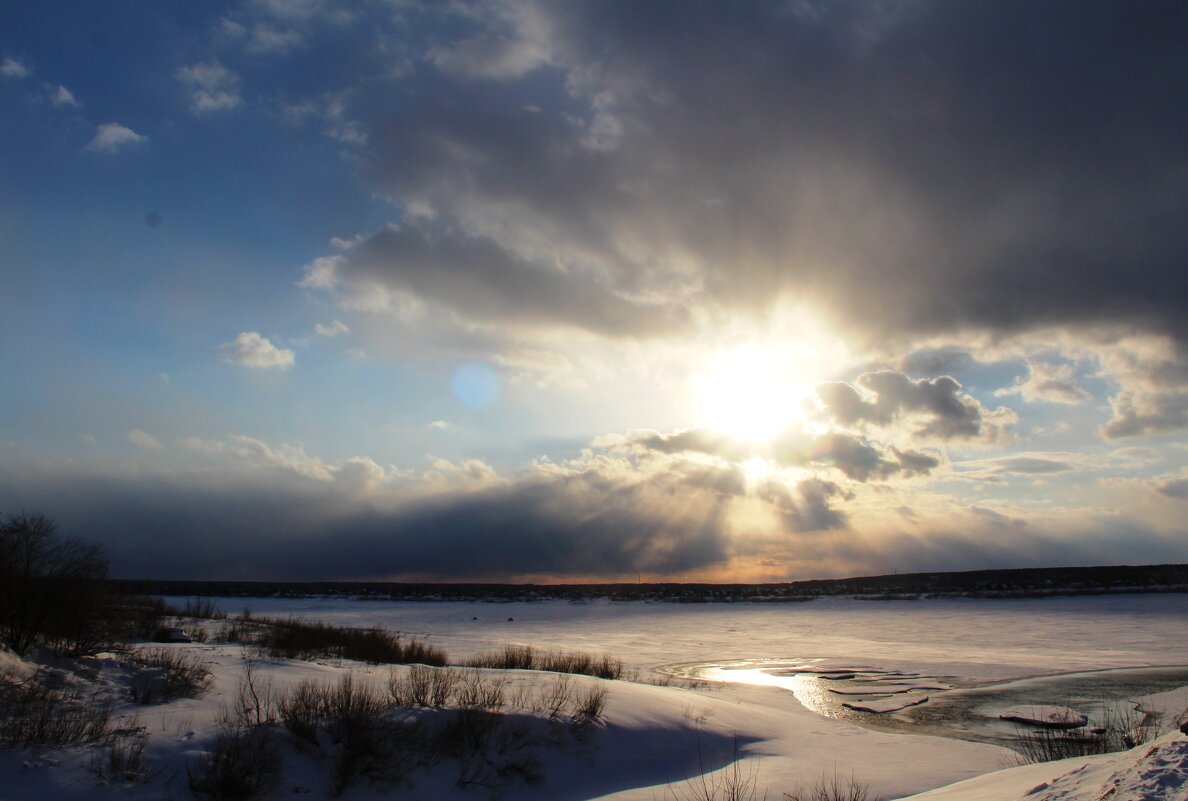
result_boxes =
[112,563,1188,603]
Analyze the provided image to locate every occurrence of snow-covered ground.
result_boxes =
[1,594,1186,800]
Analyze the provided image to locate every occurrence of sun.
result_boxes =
[694,344,816,442]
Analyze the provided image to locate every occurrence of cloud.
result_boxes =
[956,454,1081,477]
[1155,475,1188,500]
[175,61,241,113]
[996,360,1091,405]
[51,85,79,107]
[426,2,554,80]
[623,426,941,483]
[314,319,349,337]
[817,371,1016,443]
[1,56,29,79]
[280,1,1188,364]
[298,255,340,289]
[246,24,304,54]
[301,224,687,337]
[85,123,147,154]
[218,332,295,369]
[127,429,164,451]
[3,428,1186,580]
[902,347,975,377]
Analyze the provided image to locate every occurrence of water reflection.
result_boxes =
[668,659,1188,749]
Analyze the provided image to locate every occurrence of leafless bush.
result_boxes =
[188,724,281,801]
[278,678,327,746]
[431,665,461,706]
[1010,702,1158,764]
[537,673,574,719]
[783,770,880,801]
[278,675,416,793]
[0,669,113,748]
[573,685,608,722]
[91,724,155,784]
[232,657,276,728]
[455,668,506,711]
[180,598,225,620]
[128,648,213,704]
[389,664,434,707]
[389,663,461,708]
[665,740,768,801]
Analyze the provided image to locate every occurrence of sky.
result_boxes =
[1,0,1187,582]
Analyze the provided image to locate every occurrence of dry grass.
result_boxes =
[256,616,447,666]
[465,643,624,679]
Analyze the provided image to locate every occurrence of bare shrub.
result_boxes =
[91,725,155,784]
[0,669,113,748]
[783,770,880,801]
[573,685,608,722]
[232,657,276,728]
[455,668,506,711]
[537,674,574,719]
[278,675,416,793]
[128,648,213,704]
[430,665,461,707]
[188,725,281,801]
[278,678,327,746]
[180,598,225,620]
[666,740,768,801]
[1010,702,1159,764]
[389,664,434,707]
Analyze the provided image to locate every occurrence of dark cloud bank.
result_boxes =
[320,0,1188,348]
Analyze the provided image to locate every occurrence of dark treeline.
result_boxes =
[114,563,1188,603]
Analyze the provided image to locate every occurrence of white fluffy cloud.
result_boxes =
[85,123,147,154]
[218,331,295,369]
[176,61,241,113]
[314,319,349,337]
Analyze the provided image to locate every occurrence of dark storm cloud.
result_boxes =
[817,371,1012,441]
[343,222,686,337]
[901,348,975,378]
[0,461,740,580]
[322,0,1188,346]
[1156,477,1188,500]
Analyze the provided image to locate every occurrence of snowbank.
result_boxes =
[901,730,1188,801]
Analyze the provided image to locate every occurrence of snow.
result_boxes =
[903,732,1188,801]
[843,694,930,713]
[997,705,1090,728]
[1,594,1186,800]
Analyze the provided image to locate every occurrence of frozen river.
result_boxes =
[187,592,1188,682]
[179,592,1188,757]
